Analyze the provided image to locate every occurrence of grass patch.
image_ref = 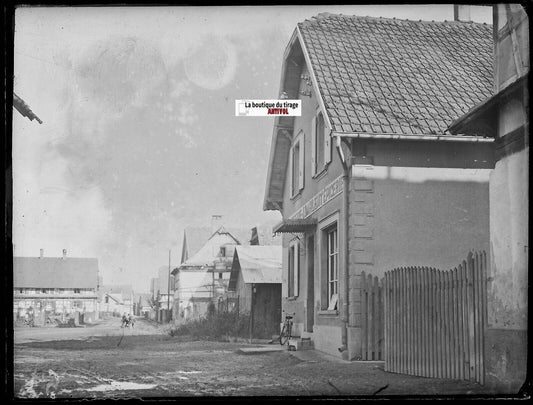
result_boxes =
[168,311,252,340]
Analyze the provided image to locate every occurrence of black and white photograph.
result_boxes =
[7,3,529,399]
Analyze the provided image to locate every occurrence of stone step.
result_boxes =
[288,337,314,351]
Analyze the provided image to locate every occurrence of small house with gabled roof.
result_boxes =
[264,13,495,360]
[227,245,282,338]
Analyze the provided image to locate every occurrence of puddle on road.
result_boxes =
[15,356,56,364]
[84,381,157,392]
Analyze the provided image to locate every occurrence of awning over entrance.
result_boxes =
[273,218,317,233]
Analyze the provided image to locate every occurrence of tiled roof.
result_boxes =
[298,14,493,135]
[14,257,99,289]
[181,227,213,263]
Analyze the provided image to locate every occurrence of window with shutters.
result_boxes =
[290,131,304,197]
[312,111,331,177]
[287,240,300,297]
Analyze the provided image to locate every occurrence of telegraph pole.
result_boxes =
[167,249,171,322]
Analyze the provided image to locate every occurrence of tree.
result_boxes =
[148,293,161,312]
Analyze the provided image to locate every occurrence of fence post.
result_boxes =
[480,250,487,385]
[384,272,389,370]
[368,274,373,360]
[466,252,476,380]
[361,272,367,360]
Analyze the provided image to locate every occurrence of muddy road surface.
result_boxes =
[13,317,496,398]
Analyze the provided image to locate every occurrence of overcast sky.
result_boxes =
[12,5,492,292]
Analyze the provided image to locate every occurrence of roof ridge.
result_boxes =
[302,12,492,27]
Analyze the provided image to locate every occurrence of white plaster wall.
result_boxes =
[312,324,343,358]
[489,147,529,330]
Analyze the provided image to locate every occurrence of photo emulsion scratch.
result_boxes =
[9,4,528,400]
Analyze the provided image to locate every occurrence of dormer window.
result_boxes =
[312,111,331,176]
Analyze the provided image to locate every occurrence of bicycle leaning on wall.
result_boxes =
[279,311,295,349]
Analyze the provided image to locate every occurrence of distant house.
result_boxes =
[13,249,99,325]
[172,217,282,321]
[227,246,282,338]
[172,226,248,321]
[264,13,494,360]
[154,265,175,322]
[133,293,152,317]
[98,285,134,316]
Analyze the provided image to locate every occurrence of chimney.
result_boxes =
[250,227,259,245]
[211,215,222,234]
[454,5,471,22]
[62,249,67,259]
[39,248,44,259]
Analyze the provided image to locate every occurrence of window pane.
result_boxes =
[288,246,294,297]
[326,225,339,307]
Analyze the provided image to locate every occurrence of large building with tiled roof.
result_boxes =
[264,12,495,363]
[13,249,99,326]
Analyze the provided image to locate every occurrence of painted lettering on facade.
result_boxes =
[290,175,343,220]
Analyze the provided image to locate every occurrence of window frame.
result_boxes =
[319,212,340,313]
[326,226,339,310]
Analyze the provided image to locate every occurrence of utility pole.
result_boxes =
[167,249,171,322]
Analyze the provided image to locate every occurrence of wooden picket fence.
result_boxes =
[360,272,384,360]
[383,251,488,384]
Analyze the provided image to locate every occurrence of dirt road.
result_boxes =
[12,317,498,398]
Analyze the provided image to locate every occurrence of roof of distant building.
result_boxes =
[99,284,133,300]
[14,257,99,289]
[229,246,282,290]
[180,227,213,263]
[13,93,43,124]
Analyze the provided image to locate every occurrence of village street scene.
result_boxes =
[9,3,528,400]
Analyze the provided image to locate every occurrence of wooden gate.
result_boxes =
[383,251,487,384]
[360,272,384,360]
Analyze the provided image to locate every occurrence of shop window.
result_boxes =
[290,132,304,197]
[288,240,300,297]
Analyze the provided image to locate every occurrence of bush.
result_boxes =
[169,311,251,340]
